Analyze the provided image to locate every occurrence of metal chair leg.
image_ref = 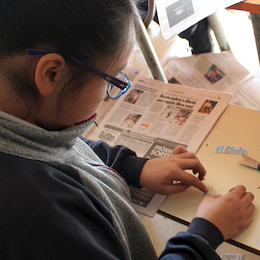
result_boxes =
[134,1,168,83]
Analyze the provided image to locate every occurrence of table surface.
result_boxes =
[229,0,260,13]
[159,104,260,254]
[129,12,260,255]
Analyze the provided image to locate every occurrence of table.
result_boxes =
[159,104,260,255]
[229,0,260,13]
[229,0,260,65]
[131,5,260,256]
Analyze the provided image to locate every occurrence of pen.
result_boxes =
[237,154,260,171]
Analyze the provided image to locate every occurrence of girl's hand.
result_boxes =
[139,145,208,195]
[196,185,255,240]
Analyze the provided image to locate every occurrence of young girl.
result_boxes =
[0,0,254,259]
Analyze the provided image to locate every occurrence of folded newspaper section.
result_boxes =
[163,52,260,111]
[155,0,242,40]
[85,76,232,216]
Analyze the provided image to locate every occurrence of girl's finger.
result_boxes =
[171,145,188,155]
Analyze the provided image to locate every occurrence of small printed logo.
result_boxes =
[98,131,115,141]
[215,145,247,155]
[176,8,184,16]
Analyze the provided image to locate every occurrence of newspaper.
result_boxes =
[162,51,260,110]
[84,76,232,216]
[155,0,242,40]
[231,77,260,111]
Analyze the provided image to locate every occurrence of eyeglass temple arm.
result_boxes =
[71,58,127,90]
[25,48,127,90]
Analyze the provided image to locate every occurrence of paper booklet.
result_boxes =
[83,75,232,217]
[155,0,242,40]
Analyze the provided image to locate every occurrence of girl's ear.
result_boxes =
[34,53,68,97]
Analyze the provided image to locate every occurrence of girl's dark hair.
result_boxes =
[0,0,136,113]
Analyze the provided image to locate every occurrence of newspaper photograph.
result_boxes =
[155,0,242,40]
[84,76,232,216]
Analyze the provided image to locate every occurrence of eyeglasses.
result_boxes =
[25,48,132,100]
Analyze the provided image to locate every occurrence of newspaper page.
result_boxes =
[85,76,232,216]
[155,0,242,40]
[162,51,260,110]
[231,77,260,111]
